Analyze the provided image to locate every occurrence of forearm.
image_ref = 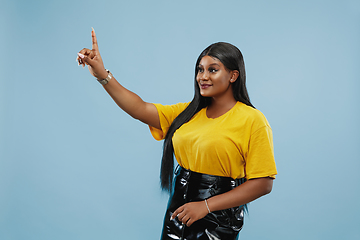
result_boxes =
[207,177,273,212]
[102,76,160,128]
[103,76,145,117]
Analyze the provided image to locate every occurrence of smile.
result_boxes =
[200,83,212,89]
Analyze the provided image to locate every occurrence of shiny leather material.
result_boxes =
[161,167,246,240]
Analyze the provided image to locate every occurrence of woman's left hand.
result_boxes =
[171,201,209,227]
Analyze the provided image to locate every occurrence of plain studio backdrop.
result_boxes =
[1,0,359,239]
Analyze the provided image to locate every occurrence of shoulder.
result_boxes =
[153,102,190,114]
[233,102,271,131]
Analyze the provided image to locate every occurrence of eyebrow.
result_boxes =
[198,63,221,67]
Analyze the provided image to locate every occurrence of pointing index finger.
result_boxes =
[91,27,99,51]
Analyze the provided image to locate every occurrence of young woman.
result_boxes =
[77,28,277,240]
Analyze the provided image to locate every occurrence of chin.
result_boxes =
[200,91,211,97]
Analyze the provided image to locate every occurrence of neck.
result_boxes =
[206,95,237,118]
[210,94,237,109]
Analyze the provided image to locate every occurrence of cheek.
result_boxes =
[196,75,200,82]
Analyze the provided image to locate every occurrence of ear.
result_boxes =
[229,70,239,83]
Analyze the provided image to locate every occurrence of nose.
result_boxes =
[199,70,210,81]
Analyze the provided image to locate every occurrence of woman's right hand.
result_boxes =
[76,28,161,129]
[77,28,108,80]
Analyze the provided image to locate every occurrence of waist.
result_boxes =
[174,167,246,201]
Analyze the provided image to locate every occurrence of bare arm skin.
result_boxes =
[101,76,160,129]
[77,28,160,129]
[172,177,273,227]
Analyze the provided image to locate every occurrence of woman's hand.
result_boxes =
[171,201,209,227]
[77,28,108,80]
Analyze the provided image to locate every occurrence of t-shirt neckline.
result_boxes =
[204,101,239,120]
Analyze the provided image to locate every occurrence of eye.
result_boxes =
[197,66,204,73]
[209,67,218,73]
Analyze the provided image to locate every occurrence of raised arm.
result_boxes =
[77,28,160,129]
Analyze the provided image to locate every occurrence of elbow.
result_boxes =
[263,178,273,195]
[264,184,272,195]
[254,177,273,196]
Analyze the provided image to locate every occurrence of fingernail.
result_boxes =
[92,27,95,33]
[170,216,174,221]
[77,53,85,59]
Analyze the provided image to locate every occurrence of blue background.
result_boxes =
[1,0,359,239]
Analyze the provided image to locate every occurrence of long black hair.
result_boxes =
[160,42,255,192]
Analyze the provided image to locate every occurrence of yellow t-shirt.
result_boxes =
[149,101,277,180]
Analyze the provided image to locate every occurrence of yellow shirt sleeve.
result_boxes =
[246,125,277,180]
[149,102,190,140]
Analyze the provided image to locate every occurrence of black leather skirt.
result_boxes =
[161,167,246,240]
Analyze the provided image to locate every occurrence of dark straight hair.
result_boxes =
[160,42,255,192]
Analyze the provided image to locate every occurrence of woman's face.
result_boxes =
[196,55,237,99]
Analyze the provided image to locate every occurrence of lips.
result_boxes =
[200,83,212,89]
